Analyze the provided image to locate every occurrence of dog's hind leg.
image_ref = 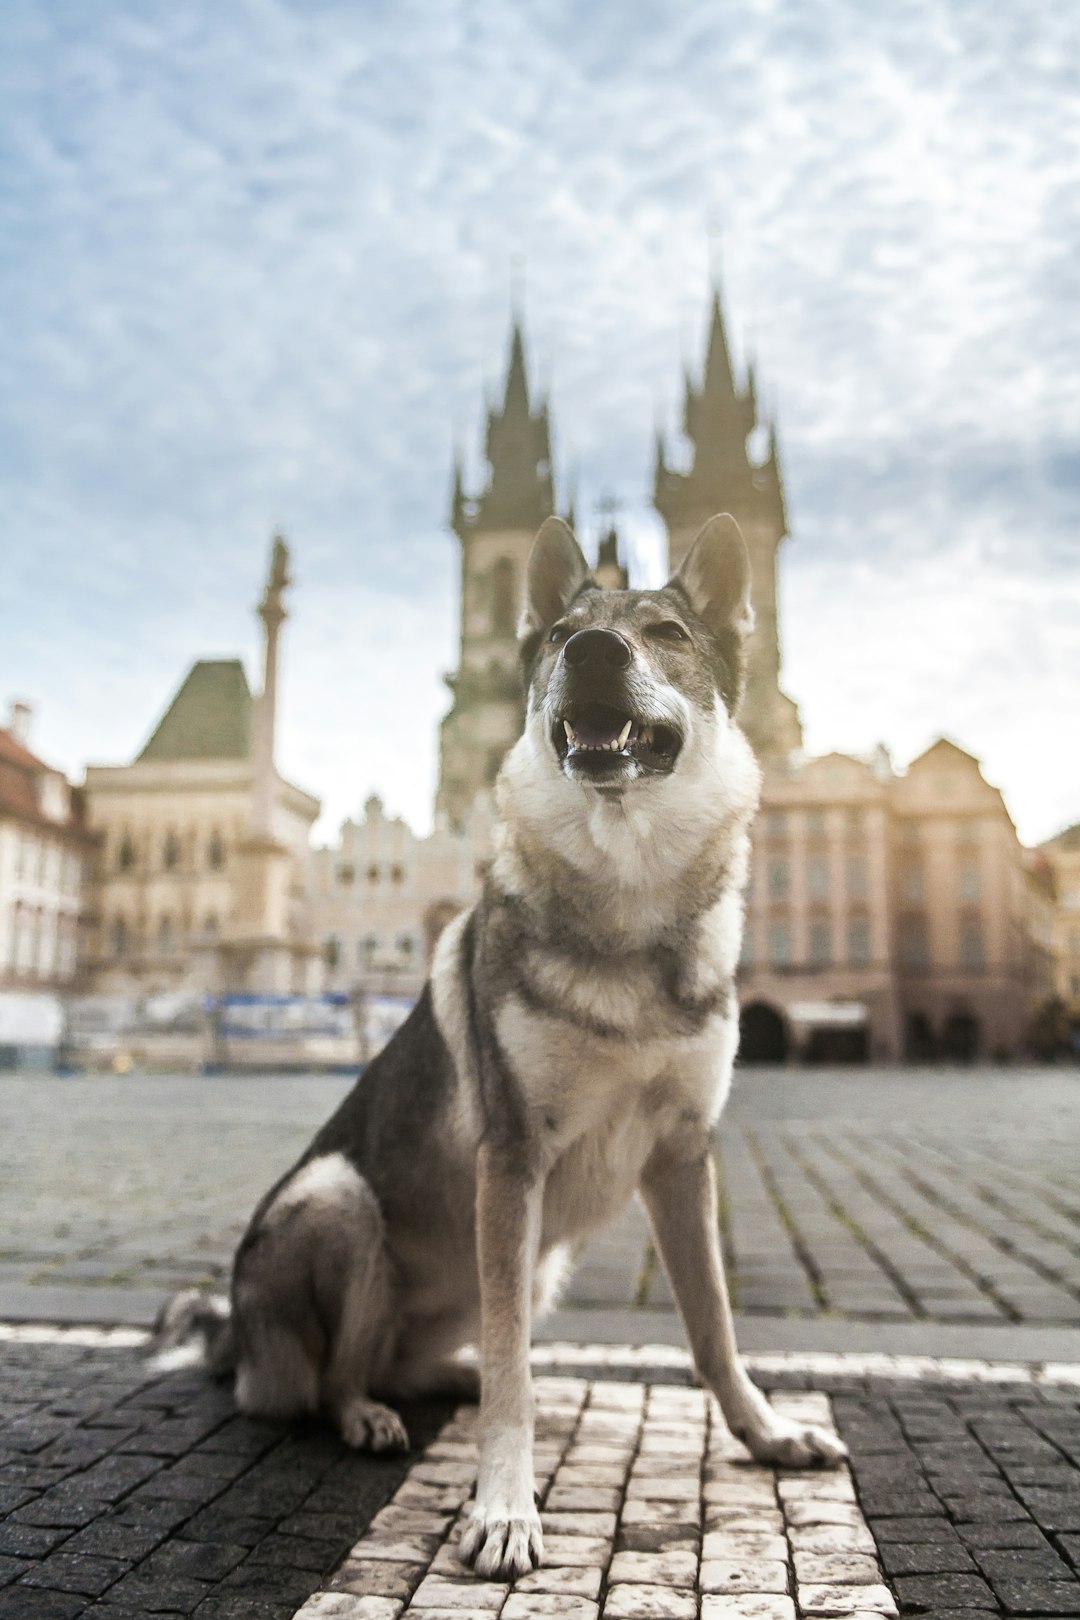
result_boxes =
[232,1153,406,1451]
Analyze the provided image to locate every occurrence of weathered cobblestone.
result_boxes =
[4,1071,1080,1330]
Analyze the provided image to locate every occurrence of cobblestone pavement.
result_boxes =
[3,1332,1080,1618]
[3,1069,1079,1334]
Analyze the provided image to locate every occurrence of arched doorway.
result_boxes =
[904,1012,936,1063]
[803,1026,869,1065]
[941,1011,980,1064]
[739,1001,789,1063]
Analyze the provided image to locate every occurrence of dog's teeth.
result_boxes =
[563,720,575,747]
[616,721,631,750]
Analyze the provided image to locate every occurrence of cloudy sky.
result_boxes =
[3,0,1078,845]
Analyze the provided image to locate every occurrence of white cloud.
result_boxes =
[2,0,1078,844]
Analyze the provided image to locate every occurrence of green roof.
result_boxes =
[138,659,253,762]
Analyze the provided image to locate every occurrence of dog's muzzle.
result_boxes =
[548,631,683,784]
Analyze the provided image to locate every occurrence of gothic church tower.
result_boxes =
[654,290,803,764]
[436,316,556,829]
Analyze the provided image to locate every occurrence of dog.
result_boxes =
[153,512,845,1581]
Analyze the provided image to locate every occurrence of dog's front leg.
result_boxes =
[458,1140,543,1579]
[641,1140,846,1467]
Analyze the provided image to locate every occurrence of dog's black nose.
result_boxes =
[562,628,632,671]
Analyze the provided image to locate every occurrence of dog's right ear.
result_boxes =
[518,518,595,647]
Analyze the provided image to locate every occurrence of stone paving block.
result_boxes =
[702,1529,787,1560]
[329,1563,428,1601]
[798,1583,899,1616]
[501,1596,599,1619]
[512,1564,602,1598]
[603,1582,697,1618]
[700,1598,796,1620]
[544,1486,621,1513]
[408,1575,508,1609]
[991,1578,1080,1615]
[700,1555,790,1594]
[607,1548,697,1587]
[0,1589,87,1618]
[891,1571,996,1608]
[296,1596,403,1618]
[539,1536,613,1567]
[793,1553,884,1584]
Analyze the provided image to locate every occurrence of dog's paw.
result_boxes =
[459,1505,543,1579]
[736,1413,847,1469]
[337,1396,409,1453]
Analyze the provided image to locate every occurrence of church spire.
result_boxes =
[459,310,556,537]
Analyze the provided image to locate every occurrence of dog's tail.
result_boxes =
[149,1288,237,1377]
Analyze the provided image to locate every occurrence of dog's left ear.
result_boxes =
[519,517,595,642]
[666,513,754,637]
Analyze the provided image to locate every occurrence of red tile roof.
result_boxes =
[0,728,89,840]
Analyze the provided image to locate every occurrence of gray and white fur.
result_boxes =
[153,513,845,1581]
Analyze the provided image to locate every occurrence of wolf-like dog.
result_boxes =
[155,512,844,1580]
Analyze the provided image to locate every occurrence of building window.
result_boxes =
[768,920,791,967]
[958,864,980,902]
[768,859,790,899]
[397,933,414,957]
[324,935,341,969]
[112,917,129,958]
[766,809,788,839]
[359,934,378,965]
[117,835,135,872]
[204,914,219,939]
[158,915,174,955]
[208,831,226,869]
[848,915,871,966]
[163,831,181,870]
[956,818,979,848]
[390,864,405,885]
[807,856,829,898]
[806,809,826,839]
[960,918,985,970]
[900,822,920,849]
[901,914,929,970]
[338,864,355,886]
[903,863,924,903]
[846,855,868,898]
[808,921,832,965]
[366,865,378,885]
[846,807,866,836]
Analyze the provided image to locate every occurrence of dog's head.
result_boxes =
[517,513,755,796]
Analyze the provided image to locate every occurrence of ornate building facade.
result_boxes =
[0,702,92,994]
[654,292,802,763]
[82,539,322,996]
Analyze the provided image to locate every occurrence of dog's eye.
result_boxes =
[548,623,570,645]
[645,620,690,643]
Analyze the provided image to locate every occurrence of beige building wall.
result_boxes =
[311,794,493,997]
[83,760,319,994]
[889,740,1030,1060]
[1039,823,1080,1019]
[0,713,91,991]
[740,751,901,1061]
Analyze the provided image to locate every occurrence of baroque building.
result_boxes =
[654,291,802,764]
[437,318,558,829]
[0,702,92,994]
[82,539,322,996]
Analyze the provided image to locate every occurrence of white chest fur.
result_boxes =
[495,994,739,1252]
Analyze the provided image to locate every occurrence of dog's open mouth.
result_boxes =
[552,701,682,779]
